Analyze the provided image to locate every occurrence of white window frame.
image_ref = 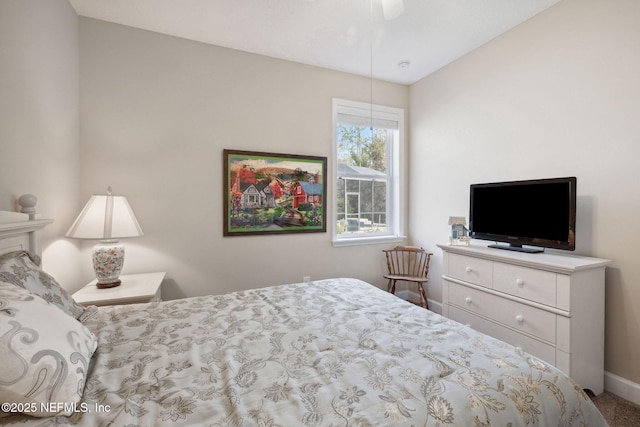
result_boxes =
[332,98,406,246]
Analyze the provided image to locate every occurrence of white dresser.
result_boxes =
[438,244,610,395]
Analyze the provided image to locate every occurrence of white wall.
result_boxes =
[409,0,640,389]
[0,0,81,286]
[78,18,409,300]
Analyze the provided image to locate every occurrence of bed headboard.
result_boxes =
[0,194,53,256]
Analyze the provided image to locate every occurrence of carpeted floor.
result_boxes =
[591,392,640,426]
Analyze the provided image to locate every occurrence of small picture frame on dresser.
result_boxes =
[448,216,471,246]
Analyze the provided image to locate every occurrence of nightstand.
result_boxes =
[72,272,166,307]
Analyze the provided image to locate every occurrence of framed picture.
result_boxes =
[223,149,327,236]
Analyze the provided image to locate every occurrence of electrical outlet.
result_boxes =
[303,276,311,283]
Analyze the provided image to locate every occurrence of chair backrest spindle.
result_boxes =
[383,245,432,278]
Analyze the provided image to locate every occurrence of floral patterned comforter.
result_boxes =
[2,278,606,426]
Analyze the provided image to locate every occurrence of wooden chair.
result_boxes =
[383,246,433,309]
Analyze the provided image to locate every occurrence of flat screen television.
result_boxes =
[469,177,576,253]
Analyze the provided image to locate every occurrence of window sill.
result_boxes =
[332,235,407,247]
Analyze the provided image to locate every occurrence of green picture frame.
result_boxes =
[223,149,327,236]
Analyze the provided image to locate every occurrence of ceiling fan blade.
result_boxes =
[382,0,404,20]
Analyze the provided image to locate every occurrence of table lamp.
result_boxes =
[66,187,143,288]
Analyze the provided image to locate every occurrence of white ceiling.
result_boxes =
[68,0,560,85]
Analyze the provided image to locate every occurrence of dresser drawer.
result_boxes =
[493,263,556,306]
[449,306,556,366]
[448,282,556,343]
[447,253,493,288]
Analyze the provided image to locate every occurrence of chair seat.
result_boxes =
[384,274,427,283]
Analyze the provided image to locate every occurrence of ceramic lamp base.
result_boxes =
[92,241,124,287]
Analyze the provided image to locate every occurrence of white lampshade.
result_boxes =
[66,191,143,240]
[66,188,143,288]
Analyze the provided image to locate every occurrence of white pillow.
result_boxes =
[0,281,98,417]
[0,251,85,319]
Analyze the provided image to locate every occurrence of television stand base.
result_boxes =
[488,244,544,253]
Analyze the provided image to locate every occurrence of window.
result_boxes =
[332,98,405,246]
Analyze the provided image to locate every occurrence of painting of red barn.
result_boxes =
[223,149,327,236]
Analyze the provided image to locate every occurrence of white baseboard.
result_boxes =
[604,371,640,405]
[427,299,442,315]
[395,289,442,315]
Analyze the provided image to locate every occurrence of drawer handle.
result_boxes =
[516,278,525,287]
[465,266,473,273]
[465,297,472,305]
[515,314,524,324]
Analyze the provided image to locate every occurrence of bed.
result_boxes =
[0,201,607,426]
